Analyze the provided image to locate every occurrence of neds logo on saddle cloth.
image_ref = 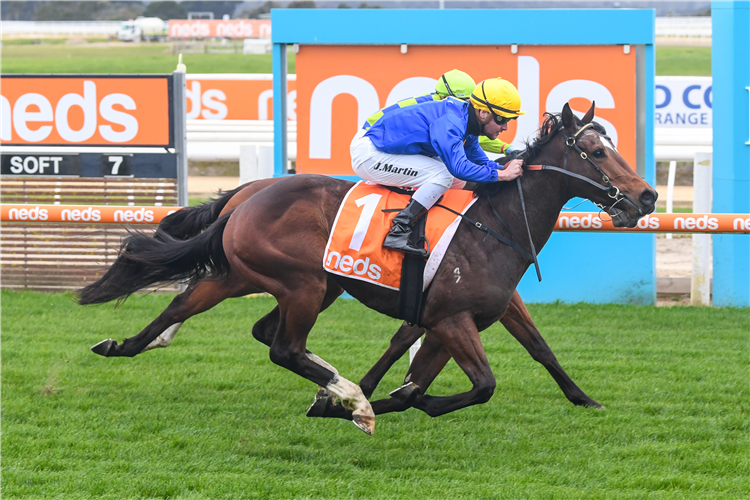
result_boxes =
[324,182,477,290]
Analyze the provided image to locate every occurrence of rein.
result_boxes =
[443,122,630,283]
[434,202,535,265]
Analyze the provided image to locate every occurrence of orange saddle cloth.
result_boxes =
[323,181,478,290]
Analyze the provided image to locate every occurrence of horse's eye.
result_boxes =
[593,149,606,159]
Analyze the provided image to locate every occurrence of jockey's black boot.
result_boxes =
[383,199,429,258]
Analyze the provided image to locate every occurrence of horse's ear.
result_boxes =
[581,101,596,124]
[561,102,577,134]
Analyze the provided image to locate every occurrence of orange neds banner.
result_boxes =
[555,213,750,233]
[186,75,296,120]
[2,205,749,234]
[295,45,636,177]
[1,76,171,146]
[168,19,271,39]
[1,204,178,224]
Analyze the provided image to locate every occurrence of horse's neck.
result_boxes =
[482,160,569,254]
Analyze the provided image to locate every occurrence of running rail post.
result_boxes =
[691,152,713,305]
[272,29,288,177]
[173,58,188,207]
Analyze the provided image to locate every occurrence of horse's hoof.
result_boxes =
[389,381,420,403]
[352,412,375,435]
[91,339,117,357]
[306,397,330,418]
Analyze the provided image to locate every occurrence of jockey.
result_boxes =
[350,77,525,258]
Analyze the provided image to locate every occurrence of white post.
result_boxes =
[258,145,275,179]
[691,152,712,305]
[665,160,676,240]
[408,337,421,365]
[239,145,258,186]
[239,145,275,185]
[173,55,188,207]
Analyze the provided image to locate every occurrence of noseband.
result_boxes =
[526,122,632,216]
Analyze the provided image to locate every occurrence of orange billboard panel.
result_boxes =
[295,45,636,176]
[1,76,171,147]
[186,75,296,120]
[168,19,271,39]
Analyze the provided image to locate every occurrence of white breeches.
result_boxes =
[350,129,466,208]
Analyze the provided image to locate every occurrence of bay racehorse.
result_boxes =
[90,174,605,413]
[79,103,656,434]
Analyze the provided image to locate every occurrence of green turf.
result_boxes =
[1,42,705,75]
[0,43,295,74]
[656,207,693,213]
[656,46,711,76]
[2,290,747,499]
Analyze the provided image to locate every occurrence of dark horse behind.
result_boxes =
[78,103,657,435]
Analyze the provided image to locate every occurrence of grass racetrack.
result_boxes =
[2,290,747,499]
[0,43,295,74]
[1,42,706,76]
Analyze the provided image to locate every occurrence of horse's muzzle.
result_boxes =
[609,189,657,228]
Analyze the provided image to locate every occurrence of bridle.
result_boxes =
[526,122,629,216]
[438,121,642,285]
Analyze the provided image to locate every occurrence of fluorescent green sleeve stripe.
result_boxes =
[364,110,384,129]
[398,98,418,107]
[479,136,509,154]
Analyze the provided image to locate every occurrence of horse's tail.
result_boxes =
[155,185,244,240]
[77,212,233,305]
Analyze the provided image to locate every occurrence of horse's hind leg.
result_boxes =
[92,275,258,357]
[252,282,344,347]
[501,291,602,408]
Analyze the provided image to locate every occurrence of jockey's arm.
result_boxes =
[479,136,516,155]
[429,114,500,183]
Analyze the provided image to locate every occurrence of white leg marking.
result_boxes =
[307,352,339,375]
[326,375,369,412]
[142,322,183,352]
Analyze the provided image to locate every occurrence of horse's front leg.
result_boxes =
[407,313,497,417]
[308,328,452,421]
[270,284,375,435]
[91,276,256,357]
[358,322,426,399]
[501,291,603,408]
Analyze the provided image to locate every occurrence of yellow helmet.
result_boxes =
[470,78,525,120]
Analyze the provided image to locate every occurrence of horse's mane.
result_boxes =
[473,112,608,197]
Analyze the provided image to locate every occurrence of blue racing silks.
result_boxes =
[363,97,500,183]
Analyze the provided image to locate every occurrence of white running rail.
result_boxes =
[655,17,712,38]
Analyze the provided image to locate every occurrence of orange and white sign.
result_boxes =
[2,204,749,234]
[186,74,296,120]
[168,20,271,39]
[556,213,750,233]
[323,182,477,290]
[1,204,178,224]
[0,77,171,146]
[296,45,637,176]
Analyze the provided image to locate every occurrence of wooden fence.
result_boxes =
[0,176,179,292]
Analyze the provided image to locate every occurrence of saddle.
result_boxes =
[322,182,478,325]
